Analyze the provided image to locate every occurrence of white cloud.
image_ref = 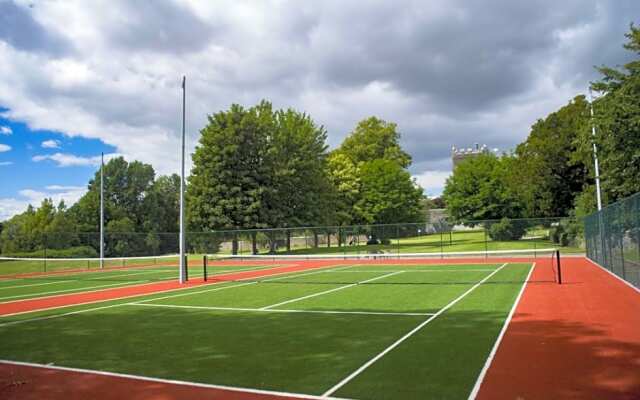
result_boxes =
[0,161,12,166]
[41,139,61,148]
[32,152,119,167]
[0,126,11,135]
[413,170,451,197]
[0,185,87,221]
[0,0,636,207]
[0,143,11,152]
[45,185,85,191]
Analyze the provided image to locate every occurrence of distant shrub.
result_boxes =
[488,218,527,241]
[2,246,98,258]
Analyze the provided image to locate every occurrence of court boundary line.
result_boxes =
[0,263,357,323]
[322,263,508,397]
[0,268,180,291]
[0,359,344,400]
[260,271,404,310]
[129,303,435,317]
[321,269,496,273]
[585,257,640,295]
[467,262,535,399]
[0,263,343,317]
[0,279,150,302]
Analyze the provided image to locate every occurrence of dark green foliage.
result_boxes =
[187,101,334,239]
[355,159,424,224]
[1,246,98,258]
[585,24,640,202]
[513,96,590,218]
[328,116,423,226]
[339,117,411,168]
[487,218,527,241]
[1,157,179,257]
[443,153,523,223]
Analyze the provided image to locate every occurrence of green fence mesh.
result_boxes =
[585,192,640,289]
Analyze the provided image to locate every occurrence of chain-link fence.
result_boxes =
[585,192,640,289]
[0,217,583,261]
[186,217,581,257]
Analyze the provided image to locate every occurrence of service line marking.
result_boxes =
[322,263,508,397]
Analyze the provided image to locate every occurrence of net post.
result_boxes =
[203,255,208,282]
[556,250,562,285]
[184,254,189,281]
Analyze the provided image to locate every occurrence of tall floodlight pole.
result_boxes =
[588,89,603,211]
[100,152,105,269]
[179,76,187,283]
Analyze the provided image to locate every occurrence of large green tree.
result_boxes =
[513,96,590,217]
[583,24,640,202]
[188,101,334,253]
[328,116,423,225]
[339,117,412,168]
[355,159,424,224]
[443,153,523,223]
[261,108,334,229]
[187,103,270,234]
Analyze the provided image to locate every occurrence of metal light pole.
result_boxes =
[179,76,187,284]
[588,89,603,211]
[100,152,105,269]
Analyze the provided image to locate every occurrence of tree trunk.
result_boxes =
[251,232,258,255]
[286,231,291,252]
[231,235,239,255]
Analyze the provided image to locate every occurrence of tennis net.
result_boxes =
[204,248,562,285]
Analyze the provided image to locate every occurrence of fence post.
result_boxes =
[396,224,400,258]
[43,233,47,272]
[484,224,488,258]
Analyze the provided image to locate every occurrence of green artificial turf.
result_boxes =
[0,263,280,302]
[0,262,533,398]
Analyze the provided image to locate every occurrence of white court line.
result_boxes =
[0,280,149,302]
[0,263,360,324]
[0,359,345,400]
[130,302,434,317]
[323,269,496,273]
[322,263,508,397]
[260,271,404,310]
[585,257,640,295]
[0,267,192,291]
[0,281,67,290]
[467,263,535,400]
[136,264,360,305]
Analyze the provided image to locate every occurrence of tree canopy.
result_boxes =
[328,116,424,225]
[443,153,523,223]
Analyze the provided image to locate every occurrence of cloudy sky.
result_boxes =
[0,0,638,221]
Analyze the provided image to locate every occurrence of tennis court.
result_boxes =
[0,255,283,303]
[0,250,561,399]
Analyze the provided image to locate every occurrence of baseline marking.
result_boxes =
[322,263,508,397]
[467,263,535,399]
[0,359,344,400]
[260,271,404,310]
